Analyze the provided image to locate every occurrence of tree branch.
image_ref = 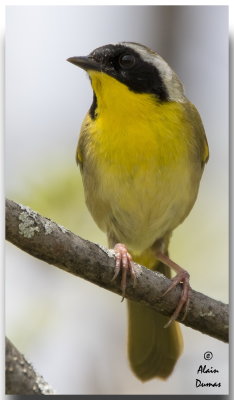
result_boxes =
[5,337,55,394]
[5,198,229,343]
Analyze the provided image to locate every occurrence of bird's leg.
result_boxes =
[111,243,137,301]
[156,251,191,327]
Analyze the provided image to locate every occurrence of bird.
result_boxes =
[67,42,209,381]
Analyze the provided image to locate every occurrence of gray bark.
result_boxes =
[5,198,229,343]
[5,337,55,394]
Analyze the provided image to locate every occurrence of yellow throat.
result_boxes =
[87,70,192,172]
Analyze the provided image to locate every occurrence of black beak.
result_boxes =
[67,56,101,72]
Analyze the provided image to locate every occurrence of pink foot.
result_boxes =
[157,252,191,327]
[162,270,190,327]
[111,243,137,301]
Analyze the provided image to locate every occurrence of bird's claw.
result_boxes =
[162,269,191,327]
[111,243,137,300]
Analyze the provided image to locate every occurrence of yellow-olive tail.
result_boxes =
[127,262,183,381]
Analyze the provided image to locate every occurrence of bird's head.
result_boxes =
[67,42,186,108]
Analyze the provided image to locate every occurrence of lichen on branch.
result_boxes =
[5,198,229,343]
[5,337,55,395]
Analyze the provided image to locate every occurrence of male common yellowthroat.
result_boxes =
[67,42,209,381]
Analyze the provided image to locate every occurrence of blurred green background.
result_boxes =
[6,6,228,395]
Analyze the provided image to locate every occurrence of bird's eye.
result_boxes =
[119,53,135,69]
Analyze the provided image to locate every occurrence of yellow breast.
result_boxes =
[78,72,203,253]
[87,72,192,168]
